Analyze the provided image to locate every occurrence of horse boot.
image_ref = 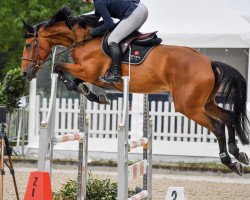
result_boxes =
[57,71,77,91]
[100,42,122,84]
[77,82,111,105]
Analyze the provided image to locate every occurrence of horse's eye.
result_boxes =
[25,43,31,48]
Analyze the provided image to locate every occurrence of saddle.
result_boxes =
[102,31,162,65]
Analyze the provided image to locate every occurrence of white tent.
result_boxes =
[228,0,250,24]
[140,0,250,48]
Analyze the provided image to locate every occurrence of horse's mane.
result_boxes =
[44,6,73,28]
[25,7,101,39]
[45,6,101,29]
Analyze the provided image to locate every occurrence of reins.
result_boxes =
[22,28,92,67]
[54,32,92,63]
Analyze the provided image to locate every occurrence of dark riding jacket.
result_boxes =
[92,0,140,37]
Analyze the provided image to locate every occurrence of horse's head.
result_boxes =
[21,7,75,81]
[21,21,52,81]
[21,6,100,81]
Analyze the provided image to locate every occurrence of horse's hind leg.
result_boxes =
[171,62,242,175]
[202,66,249,165]
[180,106,243,175]
[205,101,249,165]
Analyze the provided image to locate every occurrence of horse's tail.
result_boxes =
[211,61,250,145]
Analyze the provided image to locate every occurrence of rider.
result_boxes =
[83,0,148,84]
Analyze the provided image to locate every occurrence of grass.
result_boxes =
[11,156,250,174]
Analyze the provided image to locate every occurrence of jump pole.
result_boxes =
[143,94,153,199]
[77,94,89,200]
[117,76,130,200]
[117,75,153,200]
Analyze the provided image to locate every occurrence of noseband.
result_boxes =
[21,26,51,69]
[21,26,93,70]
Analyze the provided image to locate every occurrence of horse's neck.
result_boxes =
[44,25,75,47]
[73,37,104,60]
[71,37,110,84]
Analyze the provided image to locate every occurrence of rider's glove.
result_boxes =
[84,29,94,40]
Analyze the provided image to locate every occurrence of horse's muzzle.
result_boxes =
[22,72,27,79]
[23,64,37,81]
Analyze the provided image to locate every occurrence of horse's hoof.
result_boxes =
[239,152,249,165]
[230,162,243,176]
[77,83,90,95]
[98,94,111,105]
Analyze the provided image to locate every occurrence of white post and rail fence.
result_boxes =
[24,95,250,161]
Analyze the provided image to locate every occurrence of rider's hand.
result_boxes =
[85,29,94,40]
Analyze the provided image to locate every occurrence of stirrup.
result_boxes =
[99,68,112,83]
[99,75,121,84]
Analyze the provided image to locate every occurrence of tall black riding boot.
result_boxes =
[100,42,122,84]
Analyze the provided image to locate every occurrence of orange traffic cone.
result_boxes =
[24,171,53,200]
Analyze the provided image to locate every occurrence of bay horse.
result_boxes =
[21,7,249,175]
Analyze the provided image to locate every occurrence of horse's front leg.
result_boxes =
[55,63,110,105]
[77,82,110,105]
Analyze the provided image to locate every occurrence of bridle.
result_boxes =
[21,26,52,69]
[21,26,92,69]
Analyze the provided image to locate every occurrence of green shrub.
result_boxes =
[0,68,28,112]
[53,173,135,200]
[0,83,5,105]
[54,180,77,200]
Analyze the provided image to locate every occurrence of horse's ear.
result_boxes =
[23,21,34,33]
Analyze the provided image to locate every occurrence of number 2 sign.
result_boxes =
[166,187,187,200]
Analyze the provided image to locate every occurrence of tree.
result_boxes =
[0,1,93,80]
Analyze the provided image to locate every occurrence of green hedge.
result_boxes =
[53,173,135,200]
[0,68,28,112]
